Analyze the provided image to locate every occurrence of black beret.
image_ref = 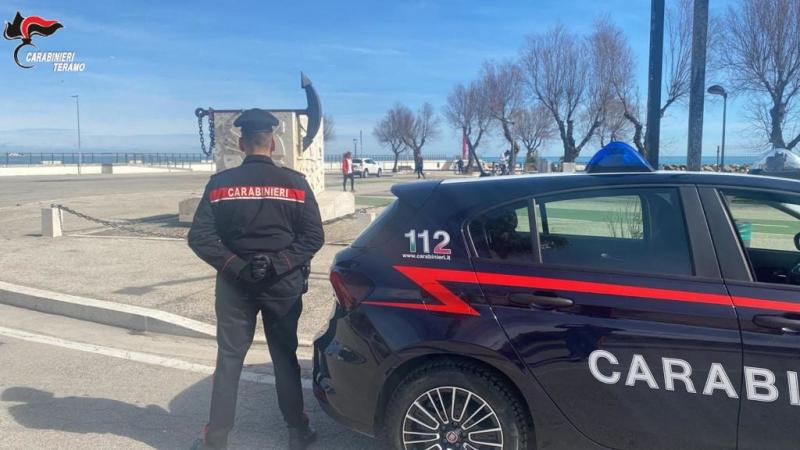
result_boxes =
[233,108,279,133]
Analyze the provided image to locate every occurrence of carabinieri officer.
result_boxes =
[188,108,324,450]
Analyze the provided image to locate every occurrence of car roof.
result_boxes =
[440,170,800,191]
[387,171,800,211]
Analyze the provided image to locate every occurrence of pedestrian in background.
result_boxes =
[415,155,426,179]
[341,151,355,192]
[188,109,323,450]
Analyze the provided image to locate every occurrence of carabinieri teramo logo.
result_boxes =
[3,11,85,71]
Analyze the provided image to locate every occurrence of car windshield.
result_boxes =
[353,159,362,163]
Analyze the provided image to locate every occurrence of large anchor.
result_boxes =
[194,72,322,157]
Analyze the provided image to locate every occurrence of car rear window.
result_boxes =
[351,200,400,248]
[468,187,694,276]
[537,187,692,276]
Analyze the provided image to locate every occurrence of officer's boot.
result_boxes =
[288,423,317,450]
[189,427,228,450]
[189,439,224,450]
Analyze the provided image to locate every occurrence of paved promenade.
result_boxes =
[0,171,457,342]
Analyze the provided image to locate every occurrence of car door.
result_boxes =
[700,187,800,449]
[468,185,742,450]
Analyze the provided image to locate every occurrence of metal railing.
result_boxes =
[1,152,211,168]
[323,153,451,163]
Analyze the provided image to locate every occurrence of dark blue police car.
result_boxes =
[314,143,800,449]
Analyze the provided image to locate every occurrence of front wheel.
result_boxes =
[362,169,369,178]
[383,361,533,450]
[377,169,382,177]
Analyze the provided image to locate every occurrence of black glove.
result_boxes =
[224,254,274,283]
[249,254,274,282]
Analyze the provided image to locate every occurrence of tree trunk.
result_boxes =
[524,146,539,171]
[392,152,399,172]
[465,150,477,170]
[500,120,520,174]
[562,119,580,163]
[623,111,646,156]
[468,142,485,175]
[770,102,787,148]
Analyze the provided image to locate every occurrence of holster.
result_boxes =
[301,262,311,294]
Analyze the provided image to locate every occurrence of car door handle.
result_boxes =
[509,292,574,309]
[753,315,800,333]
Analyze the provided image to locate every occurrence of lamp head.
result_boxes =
[707,85,727,98]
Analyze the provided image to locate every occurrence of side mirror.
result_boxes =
[794,232,800,251]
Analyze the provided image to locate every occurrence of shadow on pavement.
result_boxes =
[113,275,216,296]
[2,362,378,450]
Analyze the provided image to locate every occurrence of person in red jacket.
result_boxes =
[341,151,355,192]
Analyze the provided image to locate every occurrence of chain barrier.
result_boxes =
[52,204,186,239]
[195,108,215,158]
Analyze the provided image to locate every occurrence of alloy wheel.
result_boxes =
[402,386,503,450]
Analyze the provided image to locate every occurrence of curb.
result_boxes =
[0,280,217,339]
[0,281,316,346]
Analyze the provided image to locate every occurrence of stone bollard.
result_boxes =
[42,207,63,238]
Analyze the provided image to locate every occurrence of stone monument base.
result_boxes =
[178,197,202,224]
[316,191,356,222]
[178,191,355,224]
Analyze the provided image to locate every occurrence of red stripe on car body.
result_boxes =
[364,265,800,316]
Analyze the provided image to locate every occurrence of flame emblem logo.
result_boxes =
[3,11,63,68]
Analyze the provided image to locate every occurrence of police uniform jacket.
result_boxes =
[188,154,324,302]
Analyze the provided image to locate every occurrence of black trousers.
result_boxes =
[343,173,354,191]
[205,276,305,448]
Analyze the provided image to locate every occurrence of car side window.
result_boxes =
[469,200,534,263]
[537,187,693,276]
[721,189,800,285]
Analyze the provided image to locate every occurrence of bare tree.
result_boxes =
[662,0,693,115]
[481,61,525,173]
[511,105,555,166]
[521,26,602,162]
[373,106,408,172]
[444,80,491,174]
[593,19,646,151]
[397,102,440,158]
[323,113,336,142]
[596,3,692,156]
[717,0,800,149]
[595,99,631,146]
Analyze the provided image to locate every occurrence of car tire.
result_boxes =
[377,169,382,177]
[363,169,369,178]
[382,360,533,450]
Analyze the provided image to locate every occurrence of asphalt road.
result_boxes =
[0,173,213,208]
[0,304,379,450]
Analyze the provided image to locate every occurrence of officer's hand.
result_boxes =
[246,254,274,283]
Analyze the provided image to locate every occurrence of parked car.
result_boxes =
[315,143,800,449]
[352,158,382,178]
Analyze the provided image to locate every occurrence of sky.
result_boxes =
[0,0,765,160]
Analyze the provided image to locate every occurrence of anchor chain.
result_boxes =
[52,204,186,239]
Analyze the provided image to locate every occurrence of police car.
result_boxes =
[314,142,800,449]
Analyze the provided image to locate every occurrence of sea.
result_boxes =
[484,155,757,167]
[0,151,758,167]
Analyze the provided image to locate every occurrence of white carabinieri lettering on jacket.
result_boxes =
[209,185,306,204]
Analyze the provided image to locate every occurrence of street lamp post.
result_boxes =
[707,85,727,171]
[71,95,82,175]
[353,138,358,158]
